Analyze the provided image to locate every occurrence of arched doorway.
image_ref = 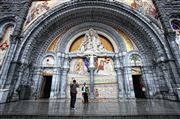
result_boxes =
[130,54,146,99]
[40,55,55,99]
[14,0,179,101]
[40,76,52,99]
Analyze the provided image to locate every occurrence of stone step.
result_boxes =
[0,115,179,119]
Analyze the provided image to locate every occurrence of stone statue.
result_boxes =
[78,29,107,53]
[88,53,96,68]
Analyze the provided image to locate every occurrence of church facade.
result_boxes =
[0,0,180,101]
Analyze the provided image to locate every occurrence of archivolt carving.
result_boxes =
[17,1,167,66]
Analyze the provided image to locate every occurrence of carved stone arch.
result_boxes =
[124,50,145,67]
[0,15,16,25]
[17,0,168,67]
[0,15,16,36]
[169,17,180,30]
[112,1,167,59]
[116,26,149,60]
[39,53,57,67]
[169,13,180,22]
[0,22,15,39]
[57,23,126,53]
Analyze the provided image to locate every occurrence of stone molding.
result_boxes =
[18,0,167,66]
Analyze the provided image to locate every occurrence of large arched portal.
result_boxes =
[66,28,118,99]
[6,0,179,101]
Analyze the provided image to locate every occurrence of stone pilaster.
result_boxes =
[50,68,59,99]
[160,62,173,92]
[89,67,95,99]
[141,66,155,98]
[114,53,124,100]
[32,67,42,99]
[60,54,69,98]
[10,63,27,100]
[56,52,62,98]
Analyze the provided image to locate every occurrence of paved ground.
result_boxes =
[0,99,180,116]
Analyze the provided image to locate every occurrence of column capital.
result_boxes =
[114,57,121,69]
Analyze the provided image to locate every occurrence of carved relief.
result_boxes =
[78,29,107,53]
[42,56,55,67]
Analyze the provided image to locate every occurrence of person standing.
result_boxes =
[70,78,79,110]
[82,82,89,103]
[16,84,22,100]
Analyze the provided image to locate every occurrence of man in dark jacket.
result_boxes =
[70,78,79,110]
[16,85,22,100]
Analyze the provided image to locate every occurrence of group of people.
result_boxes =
[70,78,89,110]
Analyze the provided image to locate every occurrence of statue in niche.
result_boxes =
[78,29,107,53]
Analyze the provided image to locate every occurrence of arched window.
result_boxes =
[0,25,14,70]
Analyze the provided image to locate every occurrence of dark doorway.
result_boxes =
[40,76,52,99]
[132,75,146,98]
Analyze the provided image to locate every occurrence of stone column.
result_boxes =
[50,68,59,99]
[124,66,135,99]
[88,54,96,99]
[12,64,26,98]
[56,52,62,98]
[5,63,26,101]
[114,54,124,100]
[32,68,42,99]
[151,66,160,94]
[55,67,61,98]
[141,66,153,98]
[89,67,95,99]
[60,54,69,98]
[167,61,180,87]
[159,62,173,92]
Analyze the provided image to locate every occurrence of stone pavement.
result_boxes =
[0,99,180,118]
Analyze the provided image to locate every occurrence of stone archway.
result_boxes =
[18,1,166,63]
[65,28,118,99]
[6,0,179,100]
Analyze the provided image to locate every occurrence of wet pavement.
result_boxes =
[0,99,180,116]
